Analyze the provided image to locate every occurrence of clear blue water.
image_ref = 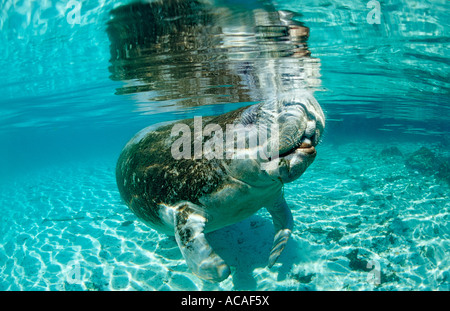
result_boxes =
[0,0,449,290]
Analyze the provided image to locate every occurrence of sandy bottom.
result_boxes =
[0,140,448,291]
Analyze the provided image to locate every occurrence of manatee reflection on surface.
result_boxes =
[106,0,321,112]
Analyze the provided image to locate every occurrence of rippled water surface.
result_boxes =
[0,0,449,290]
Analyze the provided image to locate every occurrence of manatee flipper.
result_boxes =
[174,203,231,282]
[266,195,293,268]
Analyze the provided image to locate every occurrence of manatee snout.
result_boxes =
[275,96,325,157]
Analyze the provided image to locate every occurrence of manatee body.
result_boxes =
[116,93,325,282]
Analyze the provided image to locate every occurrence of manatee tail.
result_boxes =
[174,202,231,282]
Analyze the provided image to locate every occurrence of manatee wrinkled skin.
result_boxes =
[116,94,325,282]
[110,0,325,283]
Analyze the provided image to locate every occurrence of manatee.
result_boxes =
[116,92,325,282]
[109,0,325,282]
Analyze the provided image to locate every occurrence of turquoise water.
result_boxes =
[0,0,449,290]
